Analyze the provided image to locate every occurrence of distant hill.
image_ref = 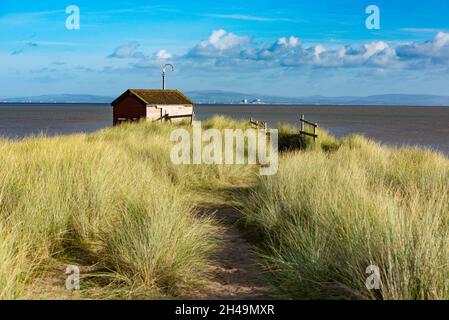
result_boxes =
[0,94,113,104]
[186,91,449,106]
[2,92,449,106]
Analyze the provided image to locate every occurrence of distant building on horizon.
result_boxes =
[251,99,263,104]
[111,89,194,125]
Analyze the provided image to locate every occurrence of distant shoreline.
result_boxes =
[2,92,449,107]
[1,102,449,108]
[0,102,110,105]
[198,103,449,108]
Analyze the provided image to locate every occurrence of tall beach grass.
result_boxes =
[237,135,449,299]
[1,116,448,300]
[0,118,255,299]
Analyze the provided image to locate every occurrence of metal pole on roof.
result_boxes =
[162,64,174,90]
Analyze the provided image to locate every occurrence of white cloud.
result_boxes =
[108,41,141,59]
[129,49,174,69]
[238,32,449,70]
[277,36,300,48]
[434,32,449,48]
[363,41,389,59]
[188,29,250,58]
[154,49,173,60]
[240,35,301,62]
[116,30,449,71]
[396,32,449,66]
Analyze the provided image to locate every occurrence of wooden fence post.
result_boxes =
[300,114,305,132]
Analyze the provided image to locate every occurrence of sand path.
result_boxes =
[188,207,276,300]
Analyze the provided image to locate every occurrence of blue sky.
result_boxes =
[1,0,449,98]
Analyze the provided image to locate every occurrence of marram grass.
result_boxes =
[0,118,254,299]
[0,117,448,300]
[236,135,449,300]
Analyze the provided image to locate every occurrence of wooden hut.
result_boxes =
[111,89,194,125]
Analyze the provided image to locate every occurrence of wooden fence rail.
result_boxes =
[166,114,194,120]
[249,117,268,132]
[300,114,318,142]
[154,113,194,124]
[153,114,168,122]
[249,115,319,143]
